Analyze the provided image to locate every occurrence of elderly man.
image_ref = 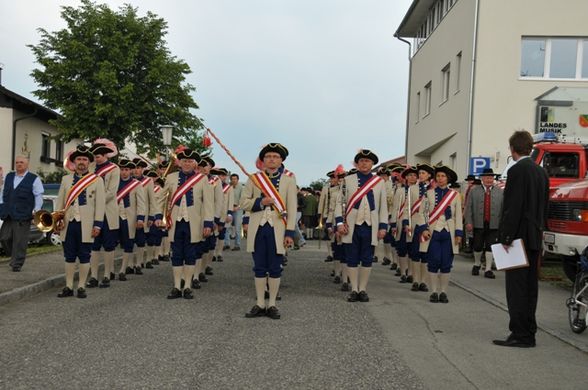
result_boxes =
[0,156,44,272]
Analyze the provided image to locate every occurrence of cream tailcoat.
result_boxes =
[99,163,120,230]
[119,180,146,239]
[418,188,463,254]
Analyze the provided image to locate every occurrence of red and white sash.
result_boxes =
[428,189,458,226]
[251,172,287,224]
[283,168,294,177]
[396,197,407,222]
[169,173,205,209]
[345,175,382,218]
[95,162,117,178]
[222,183,231,194]
[209,176,220,185]
[116,179,141,203]
[154,185,161,194]
[64,173,100,210]
[140,177,151,187]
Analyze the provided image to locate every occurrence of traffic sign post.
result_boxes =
[469,157,490,176]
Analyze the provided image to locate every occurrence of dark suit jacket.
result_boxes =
[498,157,549,251]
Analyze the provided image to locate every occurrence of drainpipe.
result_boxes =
[466,0,481,175]
[12,109,38,170]
[394,34,412,165]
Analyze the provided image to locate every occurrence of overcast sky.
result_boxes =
[1,0,412,185]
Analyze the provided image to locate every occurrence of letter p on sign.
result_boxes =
[469,157,490,175]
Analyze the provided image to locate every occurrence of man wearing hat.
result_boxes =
[390,166,418,284]
[241,143,297,319]
[419,165,463,303]
[88,140,120,288]
[115,159,146,279]
[318,171,336,263]
[161,148,214,299]
[131,158,157,272]
[156,160,171,262]
[335,149,388,302]
[373,166,392,265]
[212,168,234,262]
[386,164,405,270]
[464,168,503,278]
[54,146,105,298]
[145,169,164,266]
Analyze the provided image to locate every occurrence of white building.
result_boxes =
[395,0,588,178]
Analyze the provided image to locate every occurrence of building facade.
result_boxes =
[396,0,588,177]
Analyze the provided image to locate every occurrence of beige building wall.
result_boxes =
[0,107,13,172]
[472,0,588,173]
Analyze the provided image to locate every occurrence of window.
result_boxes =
[416,91,421,121]
[424,82,432,116]
[55,139,64,162]
[521,37,588,79]
[450,152,456,170]
[41,134,51,163]
[455,52,462,92]
[542,152,579,178]
[441,63,450,102]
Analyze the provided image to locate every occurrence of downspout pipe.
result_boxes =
[394,34,412,165]
[466,0,481,175]
[12,109,38,170]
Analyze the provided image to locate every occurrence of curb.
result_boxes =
[450,278,588,354]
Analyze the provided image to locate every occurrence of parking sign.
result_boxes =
[469,157,490,175]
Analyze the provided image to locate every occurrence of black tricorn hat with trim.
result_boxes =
[326,170,336,178]
[401,166,418,178]
[354,149,379,164]
[118,159,136,169]
[211,167,229,176]
[69,145,94,163]
[259,143,289,161]
[144,169,158,178]
[434,165,458,183]
[89,143,114,156]
[132,158,148,168]
[177,148,201,162]
[158,160,170,169]
[199,154,215,167]
[416,163,435,177]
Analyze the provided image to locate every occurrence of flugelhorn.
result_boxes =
[33,210,65,233]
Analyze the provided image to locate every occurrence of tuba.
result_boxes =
[33,210,65,233]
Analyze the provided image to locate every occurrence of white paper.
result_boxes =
[491,239,529,270]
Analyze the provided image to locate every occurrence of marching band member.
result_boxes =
[335,150,388,302]
[55,146,105,298]
[373,166,391,264]
[88,140,119,288]
[115,160,146,280]
[317,171,334,262]
[241,143,297,319]
[132,158,156,272]
[145,169,164,266]
[212,168,234,262]
[324,170,345,285]
[387,165,405,271]
[157,160,171,262]
[162,149,214,299]
[419,165,463,303]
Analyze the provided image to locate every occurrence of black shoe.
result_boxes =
[472,265,481,276]
[145,261,153,269]
[358,291,369,302]
[333,276,341,284]
[161,255,170,262]
[245,305,266,318]
[205,266,213,275]
[191,279,201,289]
[324,256,333,263]
[484,270,496,279]
[399,275,408,284]
[223,245,230,250]
[198,273,208,282]
[390,263,398,271]
[341,282,350,292]
[439,292,449,303]
[406,275,413,283]
[429,293,439,303]
[57,287,74,298]
[77,287,87,299]
[330,271,335,277]
[217,256,223,262]
[492,338,535,348]
[183,288,194,299]
[110,272,116,281]
[394,269,401,276]
[118,273,127,281]
[99,278,110,288]
[212,256,217,262]
[419,283,429,292]
[266,306,281,319]
[167,288,182,299]
[373,256,378,263]
[135,267,143,275]
[232,247,240,251]
[411,282,420,291]
[276,293,282,301]
[382,258,391,266]
[347,291,359,302]
[125,267,134,274]
[152,258,160,265]
[11,266,21,272]
[86,277,99,288]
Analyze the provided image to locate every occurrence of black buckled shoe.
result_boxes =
[205,266,213,276]
[333,276,341,284]
[390,263,398,271]
[347,291,359,302]
[57,287,74,298]
[191,279,201,289]
[266,306,281,319]
[161,255,170,262]
[145,261,153,269]
[411,282,420,291]
[484,270,496,279]
[395,268,401,276]
[399,275,408,283]
[152,258,160,265]
[99,278,110,288]
[439,292,449,303]
[77,287,87,299]
[341,282,350,292]
[429,292,439,303]
[110,272,116,281]
[86,277,99,288]
[134,267,143,275]
[373,256,379,263]
[406,275,414,283]
[382,258,391,266]
[167,288,182,299]
[118,273,127,281]
[472,265,481,276]
[419,283,429,292]
[183,288,194,299]
[245,305,266,318]
[358,291,370,302]
[198,273,208,282]
[125,267,134,274]
[217,256,223,262]
[324,256,333,263]
[212,256,217,262]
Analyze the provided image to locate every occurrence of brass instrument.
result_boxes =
[159,153,177,230]
[33,210,65,233]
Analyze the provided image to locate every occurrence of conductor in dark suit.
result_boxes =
[494,130,549,348]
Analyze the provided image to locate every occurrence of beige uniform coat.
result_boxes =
[240,172,297,255]
[118,179,146,239]
[138,177,157,232]
[220,183,235,223]
[418,187,463,254]
[390,184,411,242]
[96,162,120,230]
[162,171,214,243]
[56,173,105,243]
[334,173,388,246]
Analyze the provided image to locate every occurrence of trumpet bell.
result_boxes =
[34,210,54,233]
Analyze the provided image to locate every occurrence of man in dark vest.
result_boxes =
[0,155,44,272]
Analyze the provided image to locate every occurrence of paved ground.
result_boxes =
[0,241,586,389]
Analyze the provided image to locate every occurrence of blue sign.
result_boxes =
[470,157,490,175]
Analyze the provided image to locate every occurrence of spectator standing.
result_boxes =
[302,187,318,239]
[225,173,244,250]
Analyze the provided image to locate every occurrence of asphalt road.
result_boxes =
[0,241,586,389]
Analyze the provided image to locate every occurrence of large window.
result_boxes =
[55,139,64,162]
[521,37,588,79]
[41,133,51,163]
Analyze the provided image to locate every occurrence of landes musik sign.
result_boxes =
[538,122,567,133]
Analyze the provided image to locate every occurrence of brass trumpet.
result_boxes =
[33,210,65,233]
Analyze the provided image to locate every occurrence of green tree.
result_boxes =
[29,0,202,154]
[309,179,326,192]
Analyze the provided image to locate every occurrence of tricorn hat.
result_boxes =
[354,149,379,164]
[158,160,170,169]
[326,170,335,178]
[132,158,149,168]
[434,165,458,183]
[89,143,114,156]
[416,163,435,177]
[211,167,229,176]
[259,143,289,161]
[144,169,158,178]
[377,166,390,176]
[69,145,94,163]
[390,165,405,174]
[348,168,358,175]
[199,154,215,167]
[177,148,201,162]
[401,166,418,178]
[465,174,476,181]
[118,159,136,169]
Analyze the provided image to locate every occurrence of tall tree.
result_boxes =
[29,0,202,154]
